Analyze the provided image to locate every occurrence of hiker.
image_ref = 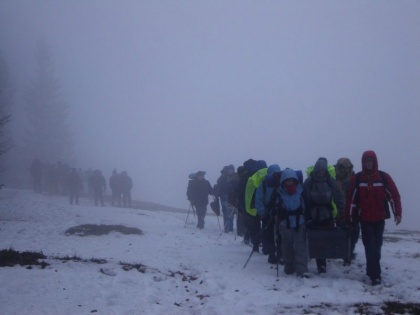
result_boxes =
[215,164,236,232]
[109,169,122,207]
[186,171,214,229]
[66,168,83,205]
[303,157,345,274]
[255,164,282,264]
[346,150,402,286]
[234,166,249,240]
[29,158,44,193]
[120,171,133,208]
[244,160,268,252]
[89,169,106,206]
[275,168,309,278]
[335,157,358,263]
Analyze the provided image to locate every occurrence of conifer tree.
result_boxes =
[23,40,73,164]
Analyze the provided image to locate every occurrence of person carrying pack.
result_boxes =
[303,157,345,274]
[255,164,282,264]
[275,168,309,278]
[346,150,402,286]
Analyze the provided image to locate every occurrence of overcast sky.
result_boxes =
[0,1,419,229]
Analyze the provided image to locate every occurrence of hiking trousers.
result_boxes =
[279,224,308,276]
[360,220,385,281]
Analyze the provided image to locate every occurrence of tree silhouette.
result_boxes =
[0,53,13,187]
[23,40,73,164]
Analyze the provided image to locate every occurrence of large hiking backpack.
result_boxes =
[306,165,338,221]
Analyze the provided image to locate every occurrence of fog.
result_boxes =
[0,1,419,230]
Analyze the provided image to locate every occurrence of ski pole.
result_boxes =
[243,248,255,269]
[184,204,192,228]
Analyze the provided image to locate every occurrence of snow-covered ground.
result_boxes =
[0,188,419,315]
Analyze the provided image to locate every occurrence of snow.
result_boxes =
[0,188,419,315]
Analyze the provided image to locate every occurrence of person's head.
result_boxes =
[280,168,300,195]
[362,150,378,175]
[196,171,206,179]
[335,158,353,178]
[313,157,328,180]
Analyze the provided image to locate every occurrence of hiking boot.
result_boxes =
[267,255,277,264]
[252,244,259,253]
[371,278,381,286]
[318,266,327,274]
[298,273,310,279]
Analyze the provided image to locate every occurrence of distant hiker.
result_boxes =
[29,158,44,193]
[215,164,236,233]
[244,160,268,252]
[335,157,358,263]
[89,169,106,206]
[303,157,345,274]
[346,150,402,286]
[66,168,83,205]
[120,171,133,208]
[275,168,309,278]
[109,169,122,207]
[255,164,282,264]
[186,171,214,229]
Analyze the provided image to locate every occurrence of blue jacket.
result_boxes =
[277,168,305,229]
[255,164,281,216]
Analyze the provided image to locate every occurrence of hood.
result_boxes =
[362,150,378,174]
[313,158,328,173]
[280,168,299,185]
[267,164,281,175]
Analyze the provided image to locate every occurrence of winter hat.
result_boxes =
[196,171,206,177]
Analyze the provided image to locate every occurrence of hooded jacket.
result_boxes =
[346,150,402,223]
[277,168,305,229]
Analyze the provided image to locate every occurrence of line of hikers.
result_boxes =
[29,159,133,208]
[186,150,402,285]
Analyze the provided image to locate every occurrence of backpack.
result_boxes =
[306,165,338,221]
[354,171,391,219]
[210,197,221,216]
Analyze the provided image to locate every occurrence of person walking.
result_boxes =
[90,169,106,206]
[66,168,83,205]
[335,157,358,263]
[346,150,402,286]
[303,157,345,274]
[120,171,133,208]
[186,171,214,229]
[275,168,309,278]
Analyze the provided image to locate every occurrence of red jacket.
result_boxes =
[346,150,402,223]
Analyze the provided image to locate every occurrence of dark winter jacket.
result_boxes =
[66,169,83,192]
[187,178,213,207]
[346,150,402,223]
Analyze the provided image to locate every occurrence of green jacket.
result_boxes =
[245,168,268,216]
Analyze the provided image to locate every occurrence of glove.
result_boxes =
[395,216,401,225]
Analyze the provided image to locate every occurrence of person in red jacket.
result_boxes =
[346,150,402,286]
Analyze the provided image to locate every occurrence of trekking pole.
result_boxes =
[184,204,192,228]
[243,248,255,269]
[191,203,197,217]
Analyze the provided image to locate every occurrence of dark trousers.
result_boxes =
[195,205,207,229]
[360,220,385,281]
[245,213,261,250]
[221,199,234,232]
